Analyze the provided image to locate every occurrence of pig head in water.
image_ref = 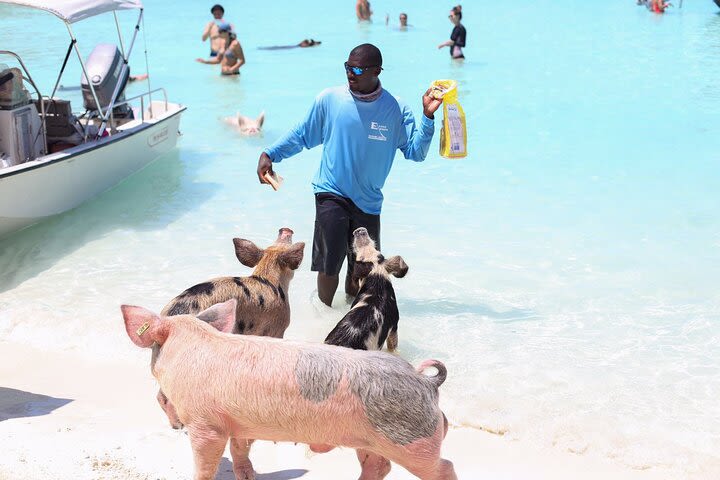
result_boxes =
[121,300,457,480]
[223,111,265,136]
[157,228,304,428]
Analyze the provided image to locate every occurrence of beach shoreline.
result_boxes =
[0,341,672,480]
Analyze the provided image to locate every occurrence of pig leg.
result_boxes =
[356,449,391,480]
[388,415,457,480]
[156,389,183,429]
[404,458,457,480]
[229,437,256,480]
[386,327,398,352]
[187,426,229,480]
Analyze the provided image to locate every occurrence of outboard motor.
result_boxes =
[81,44,132,118]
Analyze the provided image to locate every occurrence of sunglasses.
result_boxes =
[344,62,382,76]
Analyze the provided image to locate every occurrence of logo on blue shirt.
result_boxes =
[368,121,389,141]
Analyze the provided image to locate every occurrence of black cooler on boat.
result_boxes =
[81,43,132,118]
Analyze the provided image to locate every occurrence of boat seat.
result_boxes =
[36,98,77,138]
[0,65,31,110]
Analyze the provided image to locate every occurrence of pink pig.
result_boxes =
[121,299,457,480]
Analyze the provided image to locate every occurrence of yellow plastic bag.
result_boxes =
[430,80,467,159]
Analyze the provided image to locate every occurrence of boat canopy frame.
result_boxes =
[0,1,143,24]
[0,0,152,144]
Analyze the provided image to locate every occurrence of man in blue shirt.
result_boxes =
[257,43,443,306]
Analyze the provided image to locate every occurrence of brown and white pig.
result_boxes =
[156,227,304,429]
[121,300,457,480]
[161,227,304,338]
[325,227,408,352]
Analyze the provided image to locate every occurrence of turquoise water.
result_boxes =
[1,0,719,477]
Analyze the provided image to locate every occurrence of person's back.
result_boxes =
[356,0,372,21]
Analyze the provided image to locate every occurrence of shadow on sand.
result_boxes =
[0,149,219,293]
[215,457,308,480]
[0,387,72,422]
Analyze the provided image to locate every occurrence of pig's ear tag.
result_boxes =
[137,322,150,337]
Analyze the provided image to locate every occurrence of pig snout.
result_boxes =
[352,227,371,248]
[276,227,294,244]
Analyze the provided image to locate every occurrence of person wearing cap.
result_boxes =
[202,4,232,58]
[196,25,245,75]
[256,43,443,307]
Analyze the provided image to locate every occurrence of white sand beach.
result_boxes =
[0,341,672,480]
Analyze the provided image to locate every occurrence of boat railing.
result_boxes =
[107,87,169,132]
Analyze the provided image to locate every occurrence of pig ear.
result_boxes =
[279,242,305,270]
[385,256,409,278]
[237,114,246,126]
[257,111,265,127]
[196,299,237,333]
[234,238,264,268]
[121,305,159,348]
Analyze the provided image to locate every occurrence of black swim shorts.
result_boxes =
[312,192,380,277]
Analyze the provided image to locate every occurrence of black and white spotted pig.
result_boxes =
[325,227,408,351]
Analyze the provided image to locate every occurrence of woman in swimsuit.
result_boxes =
[437,5,466,60]
[196,28,245,75]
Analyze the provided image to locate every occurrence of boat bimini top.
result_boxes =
[0,0,152,150]
[0,0,142,24]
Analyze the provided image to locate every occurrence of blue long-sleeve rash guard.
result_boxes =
[263,86,435,215]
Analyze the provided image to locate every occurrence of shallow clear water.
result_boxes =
[1,0,719,477]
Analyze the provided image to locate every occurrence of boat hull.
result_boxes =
[0,102,184,238]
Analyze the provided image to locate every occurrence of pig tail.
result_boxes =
[417,359,447,387]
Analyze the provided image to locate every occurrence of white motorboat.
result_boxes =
[0,0,186,238]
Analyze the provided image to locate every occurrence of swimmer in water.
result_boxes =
[387,12,410,29]
[257,39,322,50]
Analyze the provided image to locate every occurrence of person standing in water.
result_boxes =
[197,25,245,75]
[438,5,466,59]
[385,12,409,29]
[201,4,233,58]
[256,43,443,307]
[356,0,372,21]
[650,0,672,12]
